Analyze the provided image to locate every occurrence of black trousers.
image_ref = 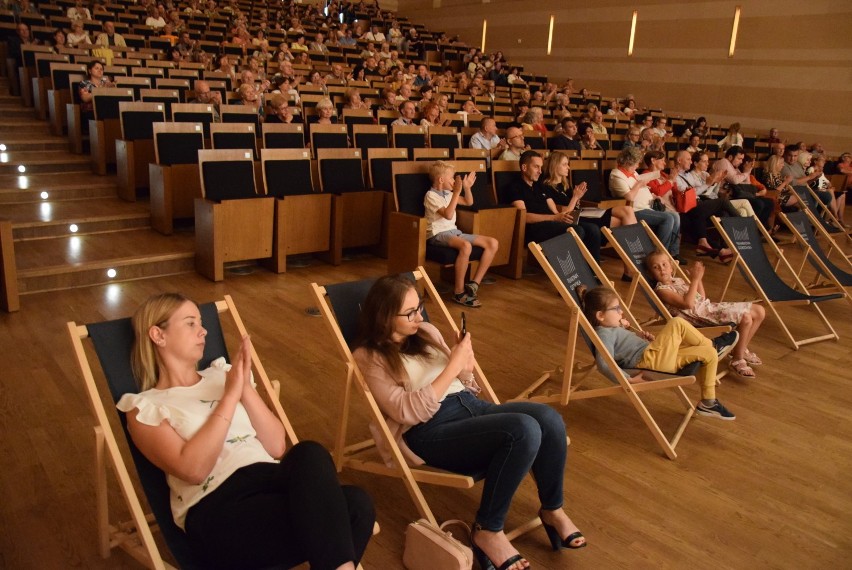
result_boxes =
[185,441,375,570]
[681,198,731,241]
[742,196,774,228]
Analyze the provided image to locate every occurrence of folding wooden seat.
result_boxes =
[779,209,852,308]
[115,75,153,99]
[309,123,349,157]
[261,122,306,150]
[341,107,374,136]
[453,148,488,162]
[376,109,397,126]
[524,130,545,150]
[31,52,68,120]
[518,230,699,459]
[171,102,215,139]
[352,124,389,155]
[367,147,408,194]
[67,295,299,569]
[89,88,135,175]
[47,61,86,137]
[317,148,385,265]
[412,148,451,161]
[310,269,542,537]
[16,44,52,106]
[139,88,180,119]
[260,148,332,272]
[195,149,275,281]
[391,124,426,158]
[712,215,842,349]
[115,102,165,200]
[220,103,261,133]
[427,125,460,153]
[149,122,205,235]
[210,122,259,163]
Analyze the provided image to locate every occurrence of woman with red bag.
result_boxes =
[645,150,735,262]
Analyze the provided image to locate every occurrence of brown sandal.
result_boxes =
[729,358,756,380]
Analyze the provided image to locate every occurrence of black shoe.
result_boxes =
[539,510,587,551]
[675,255,689,265]
[471,524,530,570]
[711,331,739,359]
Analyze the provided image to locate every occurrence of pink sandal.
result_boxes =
[743,349,762,366]
[729,358,756,380]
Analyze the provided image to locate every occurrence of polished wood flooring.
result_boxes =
[1,238,851,569]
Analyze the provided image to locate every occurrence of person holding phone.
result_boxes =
[354,275,586,570]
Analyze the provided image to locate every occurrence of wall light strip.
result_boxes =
[547,15,555,55]
[628,10,637,56]
[729,6,741,58]
[481,19,487,53]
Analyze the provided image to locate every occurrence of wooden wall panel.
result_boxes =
[398,0,852,153]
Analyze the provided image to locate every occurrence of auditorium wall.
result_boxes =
[397,0,852,154]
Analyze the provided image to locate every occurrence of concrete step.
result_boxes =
[0,171,117,203]
[16,228,196,294]
[0,151,91,175]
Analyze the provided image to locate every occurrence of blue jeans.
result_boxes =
[403,391,567,531]
[635,208,681,255]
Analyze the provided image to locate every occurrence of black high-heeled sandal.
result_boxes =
[471,524,529,570]
[539,510,587,551]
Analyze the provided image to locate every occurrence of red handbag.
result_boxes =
[673,187,697,213]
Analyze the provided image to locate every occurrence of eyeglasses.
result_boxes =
[603,304,623,313]
[398,301,425,322]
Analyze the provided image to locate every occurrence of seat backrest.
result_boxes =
[154,122,205,166]
[353,124,389,154]
[262,122,306,149]
[210,123,258,159]
[784,210,851,282]
[609,223,657,283]
[93,88,135,121]
[792,185,839,234]
[449,159,492,209]
[50,61,85,90]
[317,148,366,193]
[172,102,215,138]
[429,126,460,151]
[570,159,603,201]
[367,147,408,191]
[86,301,227,569]
[140,88,180,119]
[220,104,261,131]
[391,161,432,216]
[260,148,314,197]
[310,123,349,153]
[119,102,166,140]
[413,148,451,162]
[115,76,152,99]
[392,124,427,154]
[491,161,522,205]
[198,149,257,201]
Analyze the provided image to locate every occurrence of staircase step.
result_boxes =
[5,197,151,239]
[0,151,91,175]
[0,172,117,203]
[0,121,52,134]
[16,229,196,294]
[0,137,68,152]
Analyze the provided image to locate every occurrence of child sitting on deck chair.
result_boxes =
[424,161,499,307]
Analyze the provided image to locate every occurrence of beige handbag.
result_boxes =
[402,519,473,570]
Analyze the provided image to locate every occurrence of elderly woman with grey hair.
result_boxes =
[609,147,685,267]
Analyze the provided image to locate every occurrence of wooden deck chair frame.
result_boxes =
[603,222,732,337]
[310,269,541,539]
[149,122,205,235]
[260,148,332,272]
[90,88,135,175]
[778,209,852,308]
[795,184,852,245]
[711,215,841,350]
[67,295,297,570]
[195,149,275,281]
[116,102,166,201]
[523,231,697,460]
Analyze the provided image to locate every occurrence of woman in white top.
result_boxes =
[117,293,374,569]
[66,20,91,48]
[67,0,91,21]
[145,6,166,29]
[716,122,743,150]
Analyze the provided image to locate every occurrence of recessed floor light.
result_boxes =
[107,268,117,279]
[69,224,79,233]
[40,191,48,199]
[17,165,26,173]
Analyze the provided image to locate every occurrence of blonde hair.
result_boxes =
[767,154,784,175]
[543,151,570,188]
[315,97,335,113]
[429,160,454,185]
[131,293,195,391]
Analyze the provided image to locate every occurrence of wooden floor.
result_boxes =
[1,236,851,569]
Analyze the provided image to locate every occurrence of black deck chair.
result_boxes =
[791,185,852,243]
[311,270,544,539]
[779,210,852,308]
[67,296,297,569]
[712,215,841,349]
[523,230,698,460]
[603,222,733,337]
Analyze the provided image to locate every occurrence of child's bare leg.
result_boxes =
[447,236,472,295]
[470,235,498,285]
[736,304,765,357]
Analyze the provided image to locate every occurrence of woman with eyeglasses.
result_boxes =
[353,275,586,570]
[576,284,738,420]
